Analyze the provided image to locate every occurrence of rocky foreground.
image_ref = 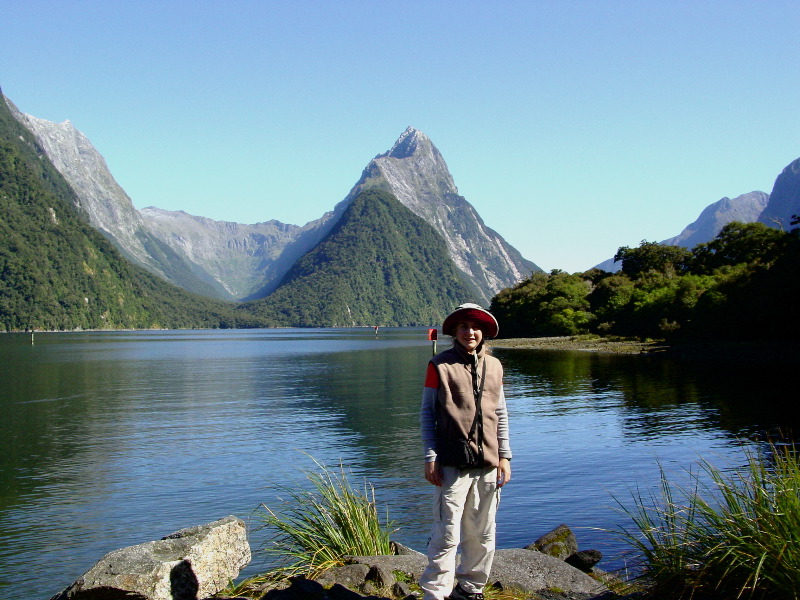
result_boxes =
[48,517,638,600]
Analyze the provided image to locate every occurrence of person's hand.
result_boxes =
[425,460,442,486]
[497,458,511,487]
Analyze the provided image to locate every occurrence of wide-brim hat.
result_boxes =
[442,303,499,339]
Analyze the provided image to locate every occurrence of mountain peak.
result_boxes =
[381,126,433,160]
[344,128,538,300]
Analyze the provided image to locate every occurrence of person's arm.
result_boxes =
[420,363,442,486]
[496,385,512,487]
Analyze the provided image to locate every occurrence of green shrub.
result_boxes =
[256,460,395,578]
[616,442,800,599]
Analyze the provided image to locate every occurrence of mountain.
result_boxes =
[6,101,533,304]
[3,97,237,300]
[758,157,800,230]
[342,127,539,302]
[594,191,770,272]
[242,188,482,327]
[662,191,770,248]
[0,91,255,331]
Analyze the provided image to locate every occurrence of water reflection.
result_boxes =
[0,331,794,599]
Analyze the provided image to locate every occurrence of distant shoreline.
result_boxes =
[490,335,800,364]
[490,335,666,354]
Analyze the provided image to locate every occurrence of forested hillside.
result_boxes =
[242,189,482,327]
[0,98,253,331]
[491,221,800,341]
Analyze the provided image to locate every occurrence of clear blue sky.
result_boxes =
[3,1,798,273]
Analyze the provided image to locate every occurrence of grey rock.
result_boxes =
[389,541,421,556]
[491,548,607,596]
[359,580,381,596]
[50,516,250,600]
[345,554,428,580]
[316,564,371,590]
[392,581,413,598]
[565,549,603,572]
[528,524,579,560]
[365,564,395,588]
[341,546,608,598]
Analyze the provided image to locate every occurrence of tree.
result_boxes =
[691,221,787,274]
[614,241,692,279]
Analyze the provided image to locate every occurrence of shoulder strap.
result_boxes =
[467,358,487,458]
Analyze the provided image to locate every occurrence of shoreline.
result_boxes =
[490,335,667,354]
[490,335,800,364]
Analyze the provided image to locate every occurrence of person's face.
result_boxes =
[455,320,483,352]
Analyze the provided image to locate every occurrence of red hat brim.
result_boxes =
[442,307,499,339]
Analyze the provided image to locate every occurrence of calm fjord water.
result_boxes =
[0,329,793,598]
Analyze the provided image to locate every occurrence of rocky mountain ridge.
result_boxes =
[6,96,535,304]
[343,127,538,297]
[594,190,774,272]
[758,156,800,230]
[661,191,770,249]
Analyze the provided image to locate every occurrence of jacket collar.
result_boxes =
[452,340,485,364]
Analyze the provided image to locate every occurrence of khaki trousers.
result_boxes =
[419,465,500,600]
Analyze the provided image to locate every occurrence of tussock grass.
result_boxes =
[255,459,395,579]
[616,441,800,599]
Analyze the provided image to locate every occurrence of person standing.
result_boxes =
[419,303,512,600]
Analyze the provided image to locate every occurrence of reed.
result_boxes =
[256,459,395,579]
[616,441,800,599]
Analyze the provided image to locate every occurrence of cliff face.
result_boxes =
[342,127,539,301]
[759,157,800,230]
[7,102,147,258]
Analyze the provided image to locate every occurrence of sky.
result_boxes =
[2,1,799,273]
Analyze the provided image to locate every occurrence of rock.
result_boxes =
[392,581,413,598]
[339,546,608,599]
[359,580,381,596]
[490,548,608,597]
[264,577,326,600]
[565,549,603,572]
[316,564,371,590]
[389,541,420,556]
[345,554,427,580]
[326,583,365,600]
[365,564,396,588]
[527,524,579,560]
[50,516,250,600]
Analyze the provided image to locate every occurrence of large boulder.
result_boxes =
[51,516,250,600]
[491,549,607,596]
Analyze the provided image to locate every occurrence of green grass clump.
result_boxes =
[616,441,800,599]
[256,460,395,579]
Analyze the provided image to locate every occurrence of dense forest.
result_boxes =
[491,220,800,341]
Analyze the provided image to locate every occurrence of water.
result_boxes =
[0,329,794,598]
